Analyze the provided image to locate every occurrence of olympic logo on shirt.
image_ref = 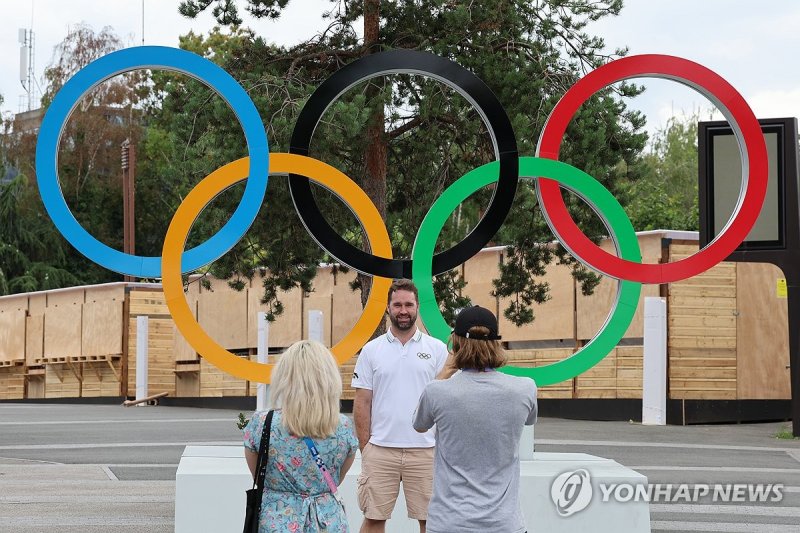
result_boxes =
[35,46,767,385]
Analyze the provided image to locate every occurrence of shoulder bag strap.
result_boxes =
[252,410,274,491]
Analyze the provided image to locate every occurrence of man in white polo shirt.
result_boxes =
[352,278,448,533]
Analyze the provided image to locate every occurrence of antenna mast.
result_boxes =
[18,28,36,112]
[18,2,36,112]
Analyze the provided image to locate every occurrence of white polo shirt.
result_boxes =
[352,328,448,448]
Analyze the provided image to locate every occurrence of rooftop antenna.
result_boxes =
[18,2,36,111]
[142,0,145,45]
[18,29,36,112]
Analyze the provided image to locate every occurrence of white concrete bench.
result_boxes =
[175,429,650,532]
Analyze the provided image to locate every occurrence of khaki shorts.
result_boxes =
[357,443,434,520]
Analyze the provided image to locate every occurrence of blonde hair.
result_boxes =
[450,326,507,370]
[269,340,342,439]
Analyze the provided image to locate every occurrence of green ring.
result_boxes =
[411,156,642,386]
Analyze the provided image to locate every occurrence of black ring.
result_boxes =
[289,49,518,278]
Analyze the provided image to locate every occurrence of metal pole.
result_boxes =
[786,280,800,437]
[256,312,270,411]
[121,140,135,283]
[128,143,136,258]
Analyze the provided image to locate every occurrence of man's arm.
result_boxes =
[353,388,373,452]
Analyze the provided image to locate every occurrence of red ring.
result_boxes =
[537,54,768,283]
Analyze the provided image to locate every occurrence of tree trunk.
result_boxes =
[358,0,388,337]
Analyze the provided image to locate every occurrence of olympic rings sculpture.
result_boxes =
[35,46,768,385]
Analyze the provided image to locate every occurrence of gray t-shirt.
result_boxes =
[412,370,537,533]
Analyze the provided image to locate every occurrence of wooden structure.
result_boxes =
[0,231,791,418]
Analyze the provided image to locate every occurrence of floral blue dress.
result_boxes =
[244,411,358,532]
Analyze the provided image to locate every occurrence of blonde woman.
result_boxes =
[413,306,538,533]
[244,340,357,532]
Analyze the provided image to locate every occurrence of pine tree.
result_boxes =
[166,0,647,326]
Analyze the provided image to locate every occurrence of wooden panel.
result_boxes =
[303,295,332,346]
[174,288,199,362]
[736,262,791,399]
[129,290,169,316]
[669,284,737,298]
[28,293,45,315]
[340,354,359,401]
[576,235,662,340]
[127,318,177,397]
[199,356,224,397]
[462,282,498,318]
[81,300,123,356]
[198,288,249,350]
[199,356,247,397]
[84,284,125,303]
[616,346,643,399]
[668,242,738,401]
[247,283,303,349]
[669,315,736,329]
[0,294,28,314]
[670,347,737,358]
[173,322,197,362]
[81,361,121,397]
[576,349,617,398]
[310,267,335,299]
[176,371,200,397]
[670,336,736,349]
[670,389,737,400]
[500,262,575,342]
[331,269,366,346]
[45,364,81,398]
[463,249,500,281]
[577,277,659,340]
[0,368,25,399]
[669,244,699,256]
[0,310,26,363]
[27,375,45,399]
[504,347,574,398]
[637,233,665,261]
[46,288,85,308]
[43,305,82,360]
[670,366,736,379]
[25,315,44,366]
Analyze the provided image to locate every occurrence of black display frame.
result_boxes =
[699,116,800,436]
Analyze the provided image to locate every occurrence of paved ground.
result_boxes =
[0,402,798,532]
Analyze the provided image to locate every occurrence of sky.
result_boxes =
[1,0,800,140]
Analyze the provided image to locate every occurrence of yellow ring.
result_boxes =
[162,153,392,384]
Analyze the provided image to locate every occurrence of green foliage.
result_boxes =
[774,424,798,440]
[175,0,647,328]
[0,24,146,295]
[237,412,250,430]
[0,174,81,295]
[1,5,650,336]
[622,113,704,232]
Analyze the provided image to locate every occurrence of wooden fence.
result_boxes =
[0,232,791,403]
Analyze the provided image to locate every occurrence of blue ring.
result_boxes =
[35,46,269,277]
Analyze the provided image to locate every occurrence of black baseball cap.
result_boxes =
[453,305,501,340]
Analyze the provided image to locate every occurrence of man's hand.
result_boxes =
[436,353,457,379]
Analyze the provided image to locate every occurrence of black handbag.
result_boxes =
[243,409,274,533]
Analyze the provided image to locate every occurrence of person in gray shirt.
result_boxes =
[412,305,537,533]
